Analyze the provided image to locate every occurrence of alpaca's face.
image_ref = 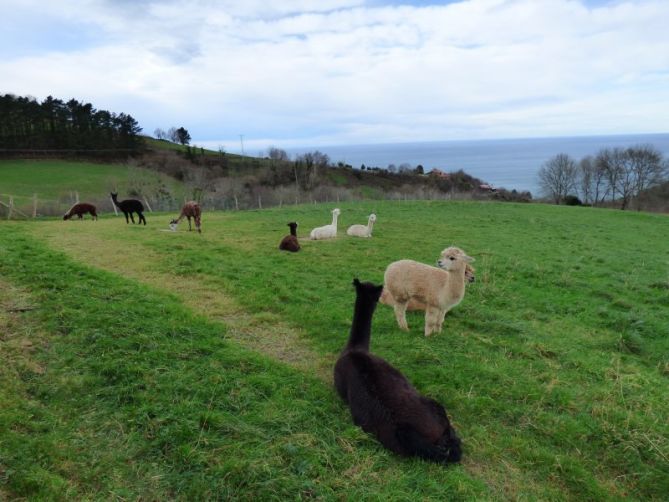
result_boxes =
[437,247,474,271]
[369,214,377,222]
[332,208,341,216]
[63,214,70,220]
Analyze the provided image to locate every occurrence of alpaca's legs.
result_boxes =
[437,309,449,332]
[425,308,441,337]
[124,212,130,224]
[393,302,409,331]
[139,212,146,225]
[129,212,136,224]
[187,216,192,231]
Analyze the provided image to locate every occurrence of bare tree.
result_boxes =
[268,146,289,161]
[627,145,665,210]
[538,153,578,204]
[167,127,179,143]
[154,127,167,140]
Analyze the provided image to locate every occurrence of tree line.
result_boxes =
[0,94,143,152]
[538,145,668,210]
[153,127,191,145]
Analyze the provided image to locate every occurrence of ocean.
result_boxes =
[288,133,669,196]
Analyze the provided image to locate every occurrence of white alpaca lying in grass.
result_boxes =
[381,246,474,337]
[347,213,376,238]
[310,208,341,240]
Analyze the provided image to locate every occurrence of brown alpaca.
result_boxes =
[170,201,202,233]
[63,202,98,221]
[279,222,300,252]
[381,263,475,311]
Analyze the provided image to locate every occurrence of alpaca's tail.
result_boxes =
[395,424,462,464]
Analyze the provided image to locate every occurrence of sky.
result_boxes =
[1,0,668,153]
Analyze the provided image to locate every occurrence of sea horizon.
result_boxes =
[287,132,669,196]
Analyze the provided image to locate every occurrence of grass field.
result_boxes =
[1,200,668,500]
[0,160,184,212]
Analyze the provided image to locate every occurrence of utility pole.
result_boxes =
[239,134,245,156]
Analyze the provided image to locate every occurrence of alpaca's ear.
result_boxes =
[463,255,475,263]
[352,278,361,287]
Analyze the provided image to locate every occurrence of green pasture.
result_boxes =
[0,160,184,207]
[1,201,668,500]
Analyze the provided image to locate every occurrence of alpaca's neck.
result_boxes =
[345,295,378,352]
[331,213,338,227]
[111,197,121,209]
[290,226,297,237]
[367,219,374,233]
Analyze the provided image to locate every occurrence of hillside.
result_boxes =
[0,159,187,216]
[1,201,667,499]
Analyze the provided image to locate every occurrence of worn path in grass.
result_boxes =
[28,220,332,381]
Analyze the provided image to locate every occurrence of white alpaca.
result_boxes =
[310,208,341,240]
[347,213,376,238]
[382,246,474,337]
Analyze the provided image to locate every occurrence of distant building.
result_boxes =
[478,183,497,192]
[429,168,450,179]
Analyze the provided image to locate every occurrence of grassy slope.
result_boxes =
[2,201,668,500]
[0,159,184,205]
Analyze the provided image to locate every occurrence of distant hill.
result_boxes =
[138,136,525,211]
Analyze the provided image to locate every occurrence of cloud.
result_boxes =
[2,0,668,151]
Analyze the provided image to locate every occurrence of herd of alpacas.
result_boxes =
[65,200,472,465]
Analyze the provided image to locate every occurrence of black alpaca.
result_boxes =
[334,279,462,464]
[110,192,146,225]
[279,222,300,252]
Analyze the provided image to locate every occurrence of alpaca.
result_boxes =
[347,213,376,238]
[382,247,474,336]
[310,208,340,240]
[334,278,462,463]
[170,201,202,233]
[111,192,146,225]
[63,202,98,221]
[279,222,300,252]
[381,262,475,311]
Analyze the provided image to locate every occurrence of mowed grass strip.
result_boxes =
[0,229,486,500]
[27,200,669,500]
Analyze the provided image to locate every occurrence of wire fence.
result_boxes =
[0,187,485,220]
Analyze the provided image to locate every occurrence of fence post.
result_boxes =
[32,193,37,218]
[234,195,239,211]
[110,195,118,216]
[143,197,153,212]
[8,196,13,220]
[75,191,80,203]
[258,195,262,209]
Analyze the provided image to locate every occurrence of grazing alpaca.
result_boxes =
[334,278,462,464]
[63,202,98,221]
[279,222,300,252]
[110,192,146,225]
[382,247,474,337]
[310,208,340,240]
[347,213,377,238]
[381,263,476,311]
[170,201,202,233]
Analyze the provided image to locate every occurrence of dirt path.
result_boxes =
[30,226,333,382]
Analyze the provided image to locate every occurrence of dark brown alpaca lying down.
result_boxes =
[279,222,300,252]
[334,279,462,463]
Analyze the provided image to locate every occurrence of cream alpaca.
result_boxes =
[382,246,474,337]
[347,213,376,238]
[310,208,341,240]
